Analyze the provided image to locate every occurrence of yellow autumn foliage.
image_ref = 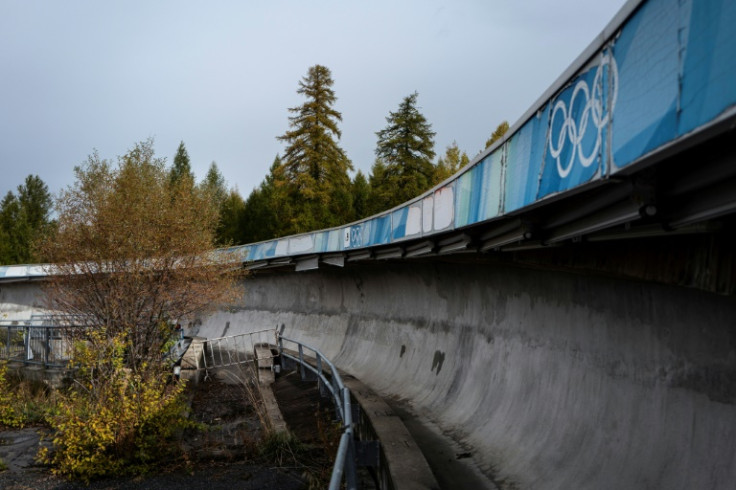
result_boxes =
[40,331,192,481]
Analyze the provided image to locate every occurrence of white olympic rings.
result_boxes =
[548,53,618,178]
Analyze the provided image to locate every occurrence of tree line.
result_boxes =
[0,64,508,265]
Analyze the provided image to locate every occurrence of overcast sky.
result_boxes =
[1,0,628,201]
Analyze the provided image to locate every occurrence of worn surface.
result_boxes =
[190,259,736,490]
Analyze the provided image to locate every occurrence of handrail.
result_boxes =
[278,334,357,490]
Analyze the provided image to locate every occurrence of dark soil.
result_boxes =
[0,368,333,490]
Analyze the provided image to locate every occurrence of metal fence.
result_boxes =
[277,333,358,490]
[201,327,280,374]
[0,320,75,368]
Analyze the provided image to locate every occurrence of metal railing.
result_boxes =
[201,327,279,373]
[0,320,75,368]
[277,333,358,490]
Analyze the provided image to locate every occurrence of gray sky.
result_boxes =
[1,0,627,201]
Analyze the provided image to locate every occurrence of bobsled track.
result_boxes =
[2,0,736,488]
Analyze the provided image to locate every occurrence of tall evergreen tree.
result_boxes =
[0,191,20,264]
[170,141,194,187]
[374,92,436,209]
[201,161,227,208]
[0,175,53,265]
[216,189,246,245]
[276,64,353,234]
[351,170,371,220]
[241,155,291,242]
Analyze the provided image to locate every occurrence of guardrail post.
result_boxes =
[298,344,305,380]
[346,433,358,490]
[44,327,50,367]
[316,354,324,396]
[24,326,30,362]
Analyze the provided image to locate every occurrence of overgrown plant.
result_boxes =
[39,331,192,481]
[39,139,239,374]
[0,361,26,428]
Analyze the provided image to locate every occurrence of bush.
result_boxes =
[0,361,26,428]
[39,331,192,481]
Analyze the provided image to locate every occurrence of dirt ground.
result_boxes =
[0,368,335,490]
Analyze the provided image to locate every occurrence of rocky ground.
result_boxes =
[0,368,335,490]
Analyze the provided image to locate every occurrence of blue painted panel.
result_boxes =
[611,0,679,169]
[538,54,613,196]
[678,0,736,135]
[367,214,392,246]
[345,223,365,249]
[504,106,551,212]
[455,163,483,227]
[391,206,409,240]
[481,149,504,220]
[313,231,329,253]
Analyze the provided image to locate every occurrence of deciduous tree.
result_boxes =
[41,139,237,373]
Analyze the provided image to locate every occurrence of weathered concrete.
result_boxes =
[0,282,44,321]
[2,260,735,489]
[190,261,736,490]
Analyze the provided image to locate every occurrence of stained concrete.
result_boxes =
[3,260,736,489]
[190,261,736,490]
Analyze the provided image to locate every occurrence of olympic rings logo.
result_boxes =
[548,53,618,178]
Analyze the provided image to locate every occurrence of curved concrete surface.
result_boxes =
[3,261,735,489]
[192,260,736,490]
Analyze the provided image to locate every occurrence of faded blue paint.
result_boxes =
[611,0,680,168]
[678,0,736,134]
[2,0,735,278]
[391,207,409,241]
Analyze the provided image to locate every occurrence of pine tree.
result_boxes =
[170,141,194,187]
[241,156,290,242]
[351,170,370,220]
[216,189,246,245]
[374,92,436,209]
[485,121,510,149]
[201,161,227,208]
[276,65,353,234]
[0,175,53,265]
[0,192,20,264]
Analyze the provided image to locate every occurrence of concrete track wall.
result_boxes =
[193,261,736,490]
[3,261,735,489]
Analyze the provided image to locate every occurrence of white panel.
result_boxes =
[275,239,289,256]
[5,266,25,277]
[422,196,434,233]
[289,235,314,254]
[433,186,454,231]
[342,227,351,248]
[406,204,422,236]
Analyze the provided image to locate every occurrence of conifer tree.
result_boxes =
[201,161,227,208]
[276,65,353,234]
[0,175,53,265]
[241,155,293,242]
[170,141,194,187]
[485,121,510,149]
[351,170,370,220]
[434,141,470,184]
[374,92,436,209]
